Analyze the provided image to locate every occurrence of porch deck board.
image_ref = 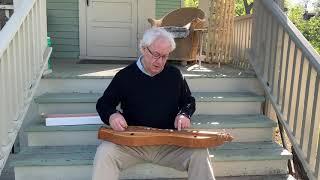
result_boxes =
[43,60,256,79]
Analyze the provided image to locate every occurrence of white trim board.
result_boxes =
[45,113,102,126]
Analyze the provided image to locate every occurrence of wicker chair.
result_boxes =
[148,7,206,63]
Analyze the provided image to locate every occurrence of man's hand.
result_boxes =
[109,112,128,131]
[174,114,191,131]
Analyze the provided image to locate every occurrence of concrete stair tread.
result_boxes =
[11,142,291,167]
[42,63,257,79]
[35,92,265,104]
[26,114,277,132]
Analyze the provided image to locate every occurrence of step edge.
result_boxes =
[35,92,265,104]
[11,143,292,167]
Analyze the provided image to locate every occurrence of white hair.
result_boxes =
[139,28,176,52]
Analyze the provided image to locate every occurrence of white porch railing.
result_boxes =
[249,0,320,179]
[232,14,252,69]
[0,0,51,174]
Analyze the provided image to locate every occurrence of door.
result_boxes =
[86,0,138,58]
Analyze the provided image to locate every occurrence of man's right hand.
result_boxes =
[109,112,128,131]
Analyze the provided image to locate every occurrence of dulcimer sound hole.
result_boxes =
[194,136,197,138]
[130,133,134,135]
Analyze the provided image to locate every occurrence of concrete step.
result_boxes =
[35,92,265,115]
[36,63,264,95]
[26,114,277,146]
[37,77,264,95]
[12,142,291,180]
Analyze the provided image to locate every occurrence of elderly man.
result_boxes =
[92,28,215,180]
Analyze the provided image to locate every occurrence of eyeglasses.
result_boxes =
[146,47,169,60]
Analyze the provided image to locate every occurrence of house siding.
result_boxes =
[47,0,79,60]
[47,0,181,60]
[156,0,181,18]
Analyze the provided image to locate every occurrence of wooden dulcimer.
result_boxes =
[98,126,233,148]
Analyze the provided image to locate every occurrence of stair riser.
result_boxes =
[36,78,264,95]
[26,128,273,146]
[196,102,262,115]
[38,102,262,115]
[14,160,287,180]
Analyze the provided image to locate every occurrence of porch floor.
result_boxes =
[43,59,256,79]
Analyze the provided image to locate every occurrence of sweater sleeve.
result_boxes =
[96,72,123,125]
[178,75,196,119]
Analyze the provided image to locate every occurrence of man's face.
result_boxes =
[142,38,171,76]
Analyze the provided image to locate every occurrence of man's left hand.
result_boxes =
[174,114,191,131]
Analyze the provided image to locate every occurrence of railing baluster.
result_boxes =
[270,21,279,95]
[240,21,245,61]
[315,132,320,178]
[31,7,36,82]
[231,18,236,62]
[40,0,47,53]
[251,2,257,53]
[35,1,41,72]
[11,37,19,121]
[26,15,32,94]
[286,47,298,129]
[1,51,10,146]
[236,19,240,62]
[307,73,320,168]
[258,8,268,75]
[300,65,316,152]
[306,74,320,169]
[244,19,248,62]
[277,31,288,106]
[264,13,273,85]
[5,46,14,129]
[248,18,252,53]
[272,24,283,98]
[296,62,310,143]
[28,8,34,87]
[281,38,292,114]
[0,55,9,146]
[16,31,23,111]
[21,21,28,101]
[233,21,237,63]
[253,3,263,68]
[293,57,308,137]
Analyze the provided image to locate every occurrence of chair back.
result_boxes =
[162,7,205,27]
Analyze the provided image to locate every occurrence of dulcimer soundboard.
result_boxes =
[98,126,233,148]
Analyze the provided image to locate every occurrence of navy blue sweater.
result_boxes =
[96,62,195,129]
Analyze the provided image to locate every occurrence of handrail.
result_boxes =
[261,0,320,73]
[0,0,35,58]
[234,14,253,21]
[249,0,320,179]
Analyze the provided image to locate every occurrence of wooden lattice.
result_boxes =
[206,0,235,64]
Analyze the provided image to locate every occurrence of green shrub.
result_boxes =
[184,0,198,7]
[288,6,320,53]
